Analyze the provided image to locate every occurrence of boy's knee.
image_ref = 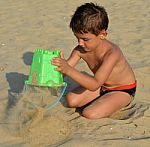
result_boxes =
[82,109,97,119]
[82,108,108,119]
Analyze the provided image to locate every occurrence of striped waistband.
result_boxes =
[102,81,137,91]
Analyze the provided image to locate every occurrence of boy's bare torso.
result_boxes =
[76,40,136,88]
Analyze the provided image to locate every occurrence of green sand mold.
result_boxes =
[25,49,64,87]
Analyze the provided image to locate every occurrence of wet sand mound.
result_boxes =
[2,86,75,146]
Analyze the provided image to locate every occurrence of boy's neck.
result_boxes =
[94,39,109,56]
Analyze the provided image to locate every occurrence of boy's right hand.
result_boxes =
[52,52,71,75]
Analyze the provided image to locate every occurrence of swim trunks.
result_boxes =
[100,81,137,97]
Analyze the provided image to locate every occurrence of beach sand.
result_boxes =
[0,0,150,146]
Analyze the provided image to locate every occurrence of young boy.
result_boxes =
[52,3,136,119]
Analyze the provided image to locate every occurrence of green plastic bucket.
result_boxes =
[25,48,64,87]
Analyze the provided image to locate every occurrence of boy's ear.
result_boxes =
[99,30,108,39]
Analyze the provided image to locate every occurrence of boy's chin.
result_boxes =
[84,48,93,52]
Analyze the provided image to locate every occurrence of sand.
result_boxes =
[0,0,150,146]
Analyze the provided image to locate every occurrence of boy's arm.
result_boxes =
[53,49,120,91]
[67,46,81,67]
[63,51,120,91]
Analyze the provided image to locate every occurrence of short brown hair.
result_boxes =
[70,3,109,35]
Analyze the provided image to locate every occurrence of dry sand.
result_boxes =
[0,0,150,147]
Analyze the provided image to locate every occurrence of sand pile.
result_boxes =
[1,86,76,146]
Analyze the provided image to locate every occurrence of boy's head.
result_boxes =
[70,3,109,36]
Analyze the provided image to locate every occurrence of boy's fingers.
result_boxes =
[53,61,60,66]
[52,60,60,66]
[52,57,60,63]
[54,67,61,71]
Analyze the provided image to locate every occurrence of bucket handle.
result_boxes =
[46,82,67,110]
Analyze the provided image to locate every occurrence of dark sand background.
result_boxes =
[0,0,150,146]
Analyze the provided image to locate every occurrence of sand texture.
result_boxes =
[0,0,150,147]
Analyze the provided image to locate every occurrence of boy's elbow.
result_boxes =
[90,87,99,91]
[89,82,100,91]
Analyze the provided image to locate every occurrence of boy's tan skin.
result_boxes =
[52,3,136,119]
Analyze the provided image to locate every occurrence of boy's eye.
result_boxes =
[83,39,89,41]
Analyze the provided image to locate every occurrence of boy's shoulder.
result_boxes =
[105,40,120,50]
[74,45,86,52]
[101,41,123,62]
[72,45,87,57]
[101,40,121,55]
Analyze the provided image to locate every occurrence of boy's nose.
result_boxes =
[78,39,85,47]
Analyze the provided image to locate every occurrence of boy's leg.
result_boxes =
[82,92,132,119]
[66,86,100,108]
